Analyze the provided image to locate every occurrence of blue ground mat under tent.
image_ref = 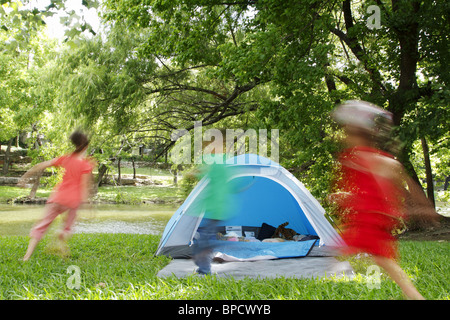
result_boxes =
[211,239,317,261]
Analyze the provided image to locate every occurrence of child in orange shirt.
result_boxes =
[19,131,95,261]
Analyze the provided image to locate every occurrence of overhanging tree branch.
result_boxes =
[329,0,387,95]
[144,84,228,101]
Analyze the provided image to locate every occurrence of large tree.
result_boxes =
[57,0,449,200]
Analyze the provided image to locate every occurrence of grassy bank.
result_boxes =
[0,234,448,300]
[0,185,184,205]
[0,186,51,203]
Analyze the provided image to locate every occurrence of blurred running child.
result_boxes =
[19,131,95,261]
[329,100,440,300]
[190,129,234,275]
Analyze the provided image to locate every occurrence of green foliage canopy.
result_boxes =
[33,0,449,199]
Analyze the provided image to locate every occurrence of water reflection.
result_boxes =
[74,219,167,235]
[0,203,176,236]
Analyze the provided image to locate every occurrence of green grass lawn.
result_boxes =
[0,186,51,203]
[0,234,448,300]
[0,186,448,300]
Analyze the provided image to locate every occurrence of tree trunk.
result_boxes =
[173,168,178,185]
[29,172,42,199]
[397,145,422,187]
[444,176,450,191]
[132,158,136,179]
[2,138,14,175]
[117,157,121,185]
[96,163,108,188]
[421,137,435,208]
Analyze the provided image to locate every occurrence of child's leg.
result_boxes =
[23,203,67,261]
[192,219,219,274]
[58,207,78,241]
[29,203,68,240]
[23,237,39,261]
[52,207,79,257]
[373,255,425,300]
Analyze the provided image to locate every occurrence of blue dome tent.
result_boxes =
[156,154,344,260]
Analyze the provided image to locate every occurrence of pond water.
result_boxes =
[0,203,177,237]
[1,201,448,237]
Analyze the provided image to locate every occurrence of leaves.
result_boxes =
[1,0,448,203]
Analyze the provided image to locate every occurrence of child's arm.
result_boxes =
[401,170,440,226]
[382,158,441,227]
[17,160,54,188]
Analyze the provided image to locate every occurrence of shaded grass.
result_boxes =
[0,186,51,203]
[95,185,183,204]
[0,234,448,300]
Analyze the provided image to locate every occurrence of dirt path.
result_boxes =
[399,216,450,241]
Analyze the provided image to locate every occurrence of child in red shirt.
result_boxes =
[19,131,95,261]
[330,100,439,300]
